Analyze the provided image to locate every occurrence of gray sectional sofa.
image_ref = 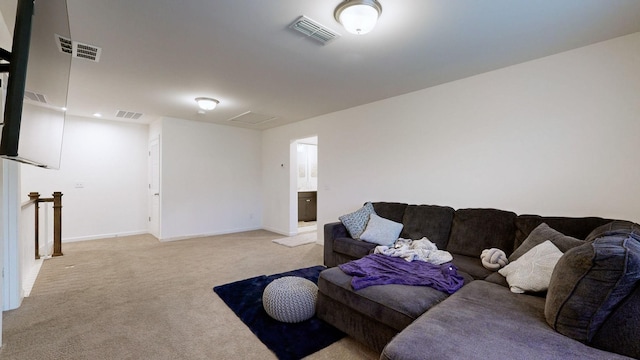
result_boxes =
[317,202,640,359]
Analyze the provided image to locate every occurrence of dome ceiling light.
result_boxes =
[195,97,219,111]
[334,0,382,35]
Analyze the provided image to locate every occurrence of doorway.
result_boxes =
[294,136,317,234]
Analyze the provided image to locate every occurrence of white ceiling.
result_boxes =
[55,1,640,129]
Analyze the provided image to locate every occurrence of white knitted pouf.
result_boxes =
[262,276,318,323]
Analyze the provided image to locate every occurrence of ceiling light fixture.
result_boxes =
[195,97,219,111]
[334,0,382,35]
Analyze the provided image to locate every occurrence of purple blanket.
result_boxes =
[338,254,464,294]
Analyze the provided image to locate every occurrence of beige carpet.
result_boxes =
[1,230,378,360]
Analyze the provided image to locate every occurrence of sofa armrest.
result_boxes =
[324,222,348,267]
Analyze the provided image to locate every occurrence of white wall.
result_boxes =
[21,115,149,241]
[262,122,319,235]
[262,32,640,241]
[159,117,262,240]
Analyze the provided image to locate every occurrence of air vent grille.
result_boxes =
[116,110,143,120]
[55,36,102,62]
[289,16,340,45]
[227,111,277,125]
[24,90,47,104]
[55,34,73,54]
[75,42,102,62]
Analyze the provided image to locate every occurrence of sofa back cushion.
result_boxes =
[545,230,640,346]
[400,204,455,250]
[446,208,517,258]
[514,215,611,250]
[372,202,407,224]
[585,220,640,242]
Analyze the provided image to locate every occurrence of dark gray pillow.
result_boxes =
[509,223,583,262]
[545,232,640,343]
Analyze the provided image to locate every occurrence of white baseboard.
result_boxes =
[23,258,44,297]
[62,230,149,243]
[262,225,295,237]
[159,226,263,242]
[61,226,278,243]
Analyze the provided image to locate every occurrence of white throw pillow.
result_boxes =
[498,240,563,294]
[359,213,403,246]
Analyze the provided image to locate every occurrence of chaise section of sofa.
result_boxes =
[380,280,635,360]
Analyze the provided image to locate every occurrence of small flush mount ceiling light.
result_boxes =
[195,97,219,111]
[334,0,382,35]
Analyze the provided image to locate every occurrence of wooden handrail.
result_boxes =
[28,192,63,259]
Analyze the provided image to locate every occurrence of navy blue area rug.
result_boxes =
[213,265,345,360]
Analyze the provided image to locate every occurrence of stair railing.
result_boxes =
[27,192,63,259]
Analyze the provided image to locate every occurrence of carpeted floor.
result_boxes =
[0,230,378,360]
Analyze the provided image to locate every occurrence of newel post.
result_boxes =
[28,192,40,259]
[52,192,63,257]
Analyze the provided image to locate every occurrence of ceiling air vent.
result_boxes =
[74,42,102,62]
[115,110,143,120]
[289,16,340,45]
[227,111,277,125]
[55,34,73,54]
[55,35,102,62]
[24,90,47,104]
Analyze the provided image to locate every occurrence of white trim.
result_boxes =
[262,225,295,237]
[22,258,43,297]
[62,230,150,243]
[3,160,22,311]
[159,226,263,242]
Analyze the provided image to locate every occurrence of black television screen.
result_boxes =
[0,0,70,169]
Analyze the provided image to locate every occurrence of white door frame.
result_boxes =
[289,136,318,235]
[148,136,160,239]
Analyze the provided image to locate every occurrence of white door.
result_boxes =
[148,137,160,238]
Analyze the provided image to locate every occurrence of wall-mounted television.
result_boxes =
[0,0,70,169]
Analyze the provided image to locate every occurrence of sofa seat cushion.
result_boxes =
[381,281,632,360]
[333,236,377,259]
[318,267,457,332]
[451,254,493,280]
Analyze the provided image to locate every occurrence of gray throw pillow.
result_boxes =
[359,213,403,246]
[545,231,640,343]
[339,202,376,239]
[509,223,583,262]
